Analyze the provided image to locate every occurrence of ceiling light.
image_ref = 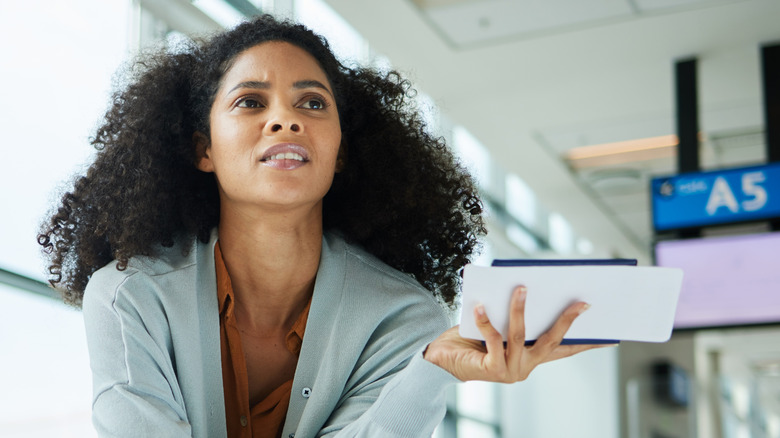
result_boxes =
[587,168,643,190]
[564,134,678,169]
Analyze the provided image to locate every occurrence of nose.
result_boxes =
[265,106,302,134]
[270,122,300,133]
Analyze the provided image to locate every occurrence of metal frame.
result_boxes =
[0,268,59,300]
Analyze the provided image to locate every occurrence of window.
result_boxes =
[294,0,368,65]
[549,212,574,255]
[0,282,95,437]
[505,173,538,229]
[438,382,503,438]
[453,126,492,192]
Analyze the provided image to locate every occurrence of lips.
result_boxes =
[260,143,309,169]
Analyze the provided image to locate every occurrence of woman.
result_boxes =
[39,15,597,438]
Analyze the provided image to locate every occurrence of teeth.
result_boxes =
[268,152,304,161]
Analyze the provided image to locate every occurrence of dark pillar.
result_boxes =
[761,43,780,230]
[675,58,700,173]
[675,58,701,238]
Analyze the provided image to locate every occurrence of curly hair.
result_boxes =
[38,14,485,308]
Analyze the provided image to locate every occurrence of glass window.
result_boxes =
[438,381,502,438]
[505,173,537,229]
[0,284,95,438]
[192,0,245,28]
[577,237,595,255]
[294,0,368,65]
[457,418,499,438]
[506,223,539,254]
[452,126,491,192]
[136,5,172,48]
[456,381,498,423]
[0,0,130,280]
[1,2,132,436]
[549,212,574,255]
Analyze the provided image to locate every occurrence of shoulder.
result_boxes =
[344,242,426,294]
[82,233,211,315]
[324,232,453,330]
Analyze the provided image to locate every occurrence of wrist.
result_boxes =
[422,342,442,367]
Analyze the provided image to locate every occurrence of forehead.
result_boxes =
[219,41,332,90]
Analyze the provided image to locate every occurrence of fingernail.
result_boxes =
[579,303,591,315]
[517,286,527,301]
[475,303,486,318]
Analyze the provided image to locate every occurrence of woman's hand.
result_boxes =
[424,285,612,382]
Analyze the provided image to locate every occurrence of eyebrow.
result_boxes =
[293,80,331,93]
[228,79,332,95]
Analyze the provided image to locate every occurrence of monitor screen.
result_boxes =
[655,232,780,329]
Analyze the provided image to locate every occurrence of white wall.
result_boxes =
[501,346,619,438]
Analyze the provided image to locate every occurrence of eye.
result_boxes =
[300,97,328,110]
[236,97,263,108]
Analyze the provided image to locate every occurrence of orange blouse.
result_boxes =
[215,242,311,438]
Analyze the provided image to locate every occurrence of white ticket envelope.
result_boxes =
[459,264,684,343]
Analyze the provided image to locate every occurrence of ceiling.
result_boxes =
[412,0,747,49]
[324,0,780,263]
[318,0,780,418]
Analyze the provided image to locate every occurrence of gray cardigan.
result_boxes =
[82,230,459,438]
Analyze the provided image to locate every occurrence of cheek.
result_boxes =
[333,128,343,152]
[328,123,342,156]
[209,121,258,160]
[329,133,343,167]
[210,117,242,144]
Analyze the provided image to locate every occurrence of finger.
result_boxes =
[505,286,527,367]
[542,343,618,363]
[530,301,589,357]
[473,303,506,366]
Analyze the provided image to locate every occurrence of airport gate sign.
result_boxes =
[651,162,780,231]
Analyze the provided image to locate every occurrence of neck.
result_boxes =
[217,203,324,331]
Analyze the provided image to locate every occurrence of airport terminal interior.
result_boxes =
[1,0,779,436]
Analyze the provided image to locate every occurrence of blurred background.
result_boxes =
[1,0,779,437]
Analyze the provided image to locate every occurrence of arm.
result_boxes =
[296,280,458,438]
[82,268,194,438]
[317,286,607,437]
[318,352,459,438]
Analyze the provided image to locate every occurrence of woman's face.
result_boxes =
[197,41,342,217]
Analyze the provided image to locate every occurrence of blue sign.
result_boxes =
[652,162,780,231]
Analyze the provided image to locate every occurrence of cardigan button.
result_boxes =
[240,415,247,427]
[289,434,295,438]
[302,387,312,398]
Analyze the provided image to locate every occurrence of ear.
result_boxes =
[335,138,347,173]
[193,131,214,173]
